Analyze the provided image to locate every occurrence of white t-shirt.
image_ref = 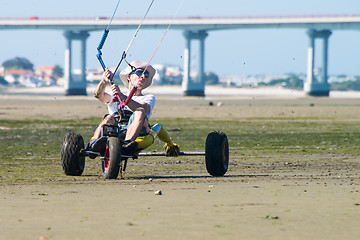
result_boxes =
[106,92,156,119]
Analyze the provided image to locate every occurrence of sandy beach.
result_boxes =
[0,86,359,240]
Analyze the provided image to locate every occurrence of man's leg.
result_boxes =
[124,108,147,141]
[92,114,116,139]
[122,108,151,156]
[88,114,116,153]
[158,125,180,157]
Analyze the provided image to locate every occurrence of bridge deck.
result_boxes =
[1,15,360,31]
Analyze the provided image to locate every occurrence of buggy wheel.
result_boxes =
[102,137,121,179]
[205,131,229,176]
[61,132,85,176]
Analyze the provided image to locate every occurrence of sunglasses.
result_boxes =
[132,69,149,78]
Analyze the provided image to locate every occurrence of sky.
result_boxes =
[1,0,360,76]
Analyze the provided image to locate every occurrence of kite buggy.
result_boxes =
[61,126,229,179]
[60,0,229,180]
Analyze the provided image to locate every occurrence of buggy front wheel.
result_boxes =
[61,132,85,176]
[102,137,122,179]
[205,131,229,176]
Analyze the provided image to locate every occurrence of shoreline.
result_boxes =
[2,85,360,98]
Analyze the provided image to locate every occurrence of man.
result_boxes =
[89,60,156,155]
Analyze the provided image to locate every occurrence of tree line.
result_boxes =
[258,74,360,91]
[2,57,359,90]
[0,57,64,85]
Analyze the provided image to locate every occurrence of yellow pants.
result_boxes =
[135,123,174,150]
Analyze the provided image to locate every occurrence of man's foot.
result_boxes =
[91,136,107,152]
[88,153,97,159]
[165,142,180,157]
[86,137,107,159]
[122,140,138,156]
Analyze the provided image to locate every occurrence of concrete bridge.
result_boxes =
[1,15,360,96]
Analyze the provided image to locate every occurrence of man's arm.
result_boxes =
[126,99,151,114]
[94,69,112,104]
[110,84,151,114]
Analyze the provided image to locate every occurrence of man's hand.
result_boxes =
[103,68,113,82]
[94,68,114,104]
[111,84,122,96]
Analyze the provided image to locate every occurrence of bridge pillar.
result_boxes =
[304,29,332,96]
[63,30,90,95]
[182,30,208,97]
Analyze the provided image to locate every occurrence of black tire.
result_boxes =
[205,131,229,176]
[102,137,122,179]
[61,132,85,176]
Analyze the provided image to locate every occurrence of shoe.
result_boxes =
[165,142,180,157]
[91,136,107,152]
[122,140,138,156]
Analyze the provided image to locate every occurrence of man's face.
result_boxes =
[128,68,149,89]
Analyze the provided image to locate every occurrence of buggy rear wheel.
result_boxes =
[102,137,122,179]
[61,132,85,176]
[205,131,229,176]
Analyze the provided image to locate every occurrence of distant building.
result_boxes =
[86,68,104,83]
[152,64,183,85]
[152,64,165,84]
[0,65,62,87]
[1,69,44,87]
[34,65,56,85]
[85,64,185,86]
[219,74,306,87]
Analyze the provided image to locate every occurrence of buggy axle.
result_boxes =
[139,151,205,157]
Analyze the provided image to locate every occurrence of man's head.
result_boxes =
[119,60,156,89]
